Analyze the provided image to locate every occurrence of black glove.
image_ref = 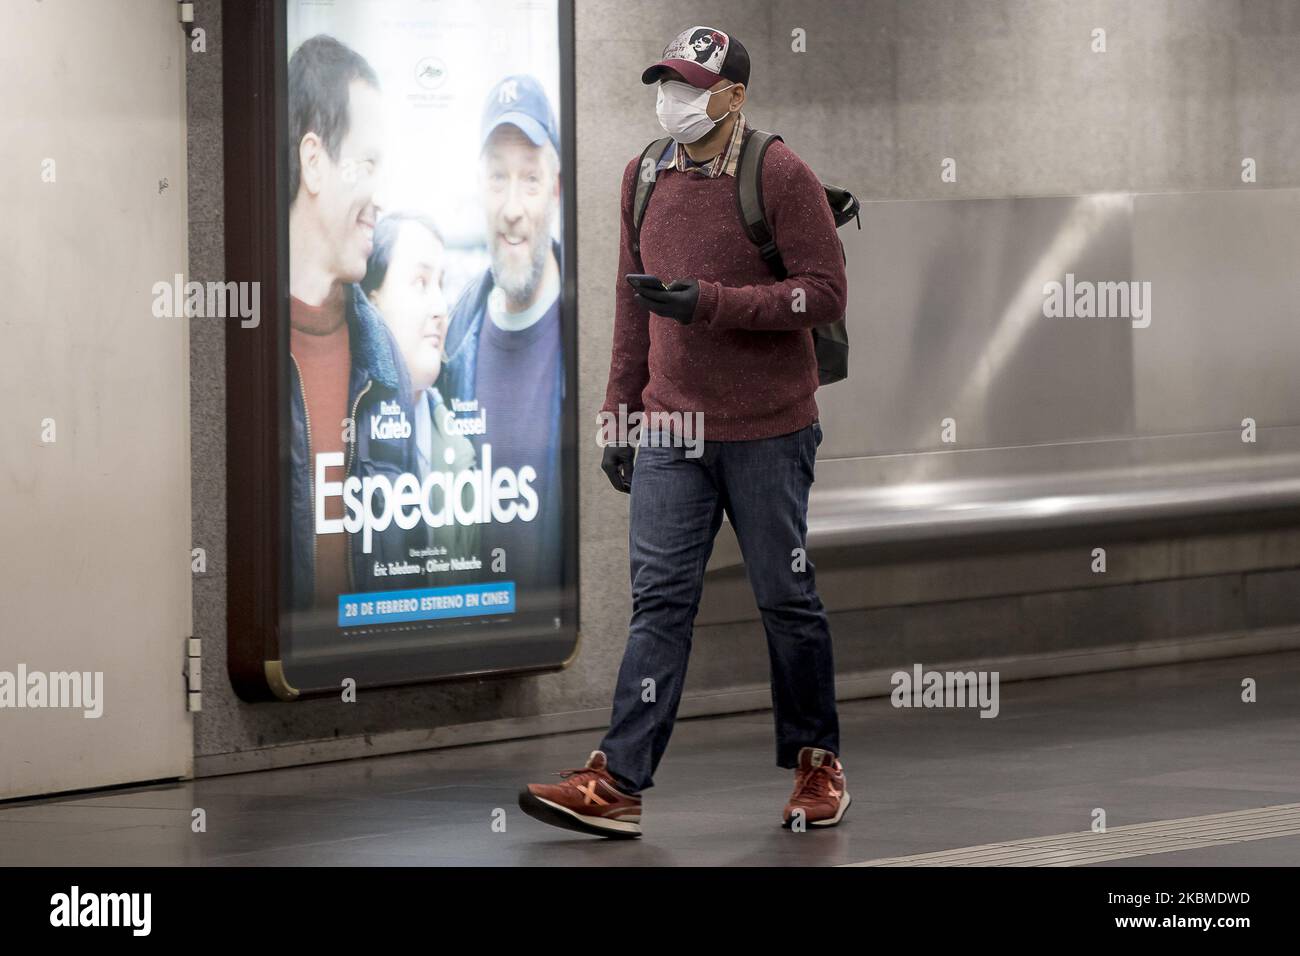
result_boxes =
[601,443,636,494]
[634,279,699,325]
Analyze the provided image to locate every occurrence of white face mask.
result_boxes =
[655,79,737,144]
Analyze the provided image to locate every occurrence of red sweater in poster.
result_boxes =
[600,137,848,442]
[290,296,351,607]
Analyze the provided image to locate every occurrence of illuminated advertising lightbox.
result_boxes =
[224,0,579,699]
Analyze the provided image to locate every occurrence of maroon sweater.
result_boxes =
[601,136,848,442]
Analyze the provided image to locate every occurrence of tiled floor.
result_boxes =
[2,650,1298,866]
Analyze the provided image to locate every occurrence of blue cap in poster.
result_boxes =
[481,74,560,153]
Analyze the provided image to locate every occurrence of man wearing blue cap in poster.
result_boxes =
[439,74,564,611]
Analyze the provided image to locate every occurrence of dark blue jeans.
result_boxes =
[599,421,839,794]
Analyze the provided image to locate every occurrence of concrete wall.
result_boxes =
[188,0,1300,773]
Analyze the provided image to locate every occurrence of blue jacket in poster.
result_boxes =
[438,241,566,606]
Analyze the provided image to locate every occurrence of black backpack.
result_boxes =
[631,130,859,386]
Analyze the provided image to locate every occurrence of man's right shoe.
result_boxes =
[518,750,643,839]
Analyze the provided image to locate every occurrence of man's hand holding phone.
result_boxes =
[626,274,701,325]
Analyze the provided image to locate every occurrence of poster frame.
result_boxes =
[223,0,581,701]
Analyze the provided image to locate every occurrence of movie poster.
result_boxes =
[278,0,575,689]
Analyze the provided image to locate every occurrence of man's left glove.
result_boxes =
[633,279,699,325]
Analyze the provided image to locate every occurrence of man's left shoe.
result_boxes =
[783,747,851,829]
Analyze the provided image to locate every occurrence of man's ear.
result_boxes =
[730,82,746,111]
[298,131,325,197]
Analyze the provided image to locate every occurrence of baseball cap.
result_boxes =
[481,74,560,152]
[641,26,750,90]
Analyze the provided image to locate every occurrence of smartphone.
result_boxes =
[625,273,668,292]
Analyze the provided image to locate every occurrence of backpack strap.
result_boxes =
[736,130,786,279]
[631,136,675,260]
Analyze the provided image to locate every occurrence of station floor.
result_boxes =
[3,650,1299,867]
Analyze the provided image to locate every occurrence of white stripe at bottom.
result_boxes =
[841,803,1300,867]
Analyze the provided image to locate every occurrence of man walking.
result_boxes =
[519,27,849,838]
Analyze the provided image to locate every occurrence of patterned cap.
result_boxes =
[641,26,750,89]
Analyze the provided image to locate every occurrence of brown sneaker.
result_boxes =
[783,747,851,829]
[518,750,643,839]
